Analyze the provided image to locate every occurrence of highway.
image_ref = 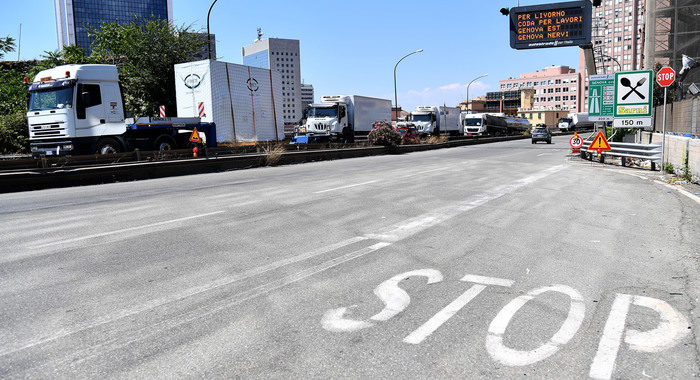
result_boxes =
[0,135,698,378]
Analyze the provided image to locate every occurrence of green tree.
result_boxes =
[89,16,206,116]
[0,36,15,60]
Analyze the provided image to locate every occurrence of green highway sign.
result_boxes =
[613,70,653,118]
[588,74,614,121]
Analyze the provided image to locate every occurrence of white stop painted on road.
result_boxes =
[485,284,586,366]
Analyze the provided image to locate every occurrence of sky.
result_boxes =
[1,0,582,111]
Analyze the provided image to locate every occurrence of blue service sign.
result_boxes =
[509,0,592,50]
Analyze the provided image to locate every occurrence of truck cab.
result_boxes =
[558,117,573,131]
[27,65,127,156]
[461,113,487,136]
[299,95,351,141]
[408,106,439,135]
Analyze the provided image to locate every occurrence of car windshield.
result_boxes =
[28,86,74,111]
[463,119,482,126]
[410,114,431,122]
[307,106,337,118]
[534,128,548,133]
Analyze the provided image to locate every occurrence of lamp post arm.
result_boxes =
[206,0,219,60]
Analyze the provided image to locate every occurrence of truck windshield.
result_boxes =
[28,86,74,111]
[559,118,572,123]
[463,119,482,126]
[410,114,431,122]
[307,107,337,118]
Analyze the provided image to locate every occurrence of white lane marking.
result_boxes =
[588,294,632,380]
[537,153,551,157]
[677,188,700,204]
[368,165,566,242]
[411,167,453,175]
[486,284,585,366]
[654,180,700,205]
[607,169,648,180]
[403,284,487,345]
[321,269,443,333]
[370,269,444,322]
[12,166,566,357]
[589,294,690,379]
[314,180,379,194]
[0,236,368,357]
[31,211,226,249]
[460,274,515,288]
[1,240,388,358]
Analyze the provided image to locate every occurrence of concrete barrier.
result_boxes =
[0,133,544,193]
[640,132,699,183]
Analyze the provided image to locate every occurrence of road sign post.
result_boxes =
[656,67,676,167]
[569,132,583,153]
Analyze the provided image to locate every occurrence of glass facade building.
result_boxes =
[55,0,173,53]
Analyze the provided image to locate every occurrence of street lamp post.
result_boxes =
[393,49,423,120]
[466,73,488,113]
[599,53,621,73]
[206,0,219,60]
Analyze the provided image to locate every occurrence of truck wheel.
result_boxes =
[342,128,354,143]
[95,138,122,155]
[154,136,177,151]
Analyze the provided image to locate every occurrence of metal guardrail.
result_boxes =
[580,140,662,170]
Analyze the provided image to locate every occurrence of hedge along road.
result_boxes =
[0,135,697,378]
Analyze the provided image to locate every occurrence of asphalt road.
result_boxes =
[0,135,698,379]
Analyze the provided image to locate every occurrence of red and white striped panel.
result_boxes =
[159,105,165,117]
[198,102,205,118]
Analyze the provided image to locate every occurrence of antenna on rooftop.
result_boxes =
[256,28,263,41]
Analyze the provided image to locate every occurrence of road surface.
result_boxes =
[0,135,698,378]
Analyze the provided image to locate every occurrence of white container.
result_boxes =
[175,60,284,142]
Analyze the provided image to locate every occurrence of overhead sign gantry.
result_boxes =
[509,1,592,50]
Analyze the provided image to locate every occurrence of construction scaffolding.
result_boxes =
[645,0,700,86]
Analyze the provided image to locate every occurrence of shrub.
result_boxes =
[0,111,29,154]
[368,121,401,147]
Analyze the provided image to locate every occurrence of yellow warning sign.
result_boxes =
[589,131,611,153]
[189,127,202,143]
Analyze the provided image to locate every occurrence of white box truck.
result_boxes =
[399,106,461,136]
[295,95,391,142]
[26,64,216,157]
[175,60,284,143]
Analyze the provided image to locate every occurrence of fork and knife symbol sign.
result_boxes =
[620,77,646,100]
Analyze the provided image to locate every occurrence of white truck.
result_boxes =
[557,117,574,131]
[294,95,391,143]
[399,106,461,136]
[174,60,284,142]
[27,64,215,157]
[569,113,595,130]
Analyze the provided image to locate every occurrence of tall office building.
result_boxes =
[577,0,645,111]
[55,0,173,53]
[578,0,645,75]
[243,37,301,123]
[300,83,314,114]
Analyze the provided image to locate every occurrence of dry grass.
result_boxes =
[262,144,286,166]
[422,136,448,144]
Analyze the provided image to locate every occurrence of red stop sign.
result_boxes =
[656,67,676,87]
